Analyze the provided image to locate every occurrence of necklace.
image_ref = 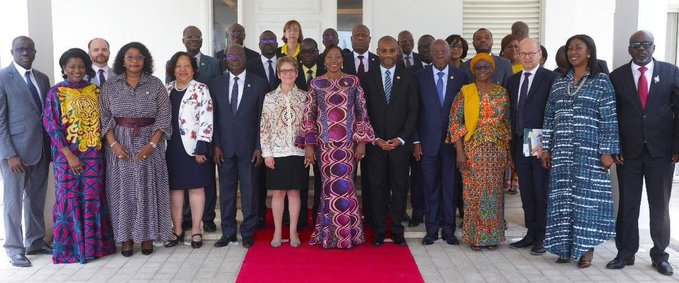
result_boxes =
[566,76,587,97]
[174,82,188,92]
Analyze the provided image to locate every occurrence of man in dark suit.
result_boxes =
[343,24,380,76]
[417,35,435,67]
[318,28,339,68]
[215,23,260,73]
[295,38,326,91]
[505,38,558,255]
[209,44,269,249]
[361,36,419,246]
[414,39,469,245]
[398,30,423,73]
[0,36,52,267]
[462,28,513,85]
[607,30,679,276]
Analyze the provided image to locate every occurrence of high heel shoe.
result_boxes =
[121,240,134,257]
[164,232,185,248]
[191,234,203,249]
[141,240,154,255]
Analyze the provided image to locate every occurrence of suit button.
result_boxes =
[642,115,646,119]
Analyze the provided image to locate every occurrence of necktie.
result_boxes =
[638,66,649,109]
[436,71,445,106]
[306,69,313,85]
[517,72,531,136]
[357,55,365,76]
[267,59,276,87]
[405,56,412,68]
[231,77,240,114]
[384,70,392,104]
[24,71,42,109]
[98,69,106,87]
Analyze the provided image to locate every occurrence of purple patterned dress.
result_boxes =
[296,74,375,249]
[43,80,115,263]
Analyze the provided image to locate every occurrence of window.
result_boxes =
[213,0,239,55]
[337,0,362,50]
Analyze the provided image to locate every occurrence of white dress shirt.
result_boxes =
[13,61,41,96]
[432,65,449,91]
[229,71,246,108]
[92,64,111,85]
[353,51,370,73]
[260,55,278,80]
[631,60,654,93]
[517,66,538,106]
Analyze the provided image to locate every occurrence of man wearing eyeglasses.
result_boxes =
[247,30,281,90]
[505,37,558,256]
[607,30,679,276]
[215,23,260,73]
[398,30,423,73]
[0,36,52,267]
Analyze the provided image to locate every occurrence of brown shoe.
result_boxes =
[577,249,594,268]
[556,257,571,263]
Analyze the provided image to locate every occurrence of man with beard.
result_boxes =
[462,28,513,85]
[88,38,112,87]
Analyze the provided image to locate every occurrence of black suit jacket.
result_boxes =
[505,67,558,137]
[294,63,326,91]
[246,56,281,90]
[208,71,270,158]
[343,52,380,75]
[402,52,424,73]
[360,66,419,150]
[215,46,260,74]
[610,59,679,158]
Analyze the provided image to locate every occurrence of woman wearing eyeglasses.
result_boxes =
[260,56,307,248]
[99,42,172,257]
[446,53,511,251]
[276,20,303,60]
[445,34,468,68]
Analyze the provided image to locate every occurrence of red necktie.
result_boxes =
[357,55,365,76]
[638,66,648,109]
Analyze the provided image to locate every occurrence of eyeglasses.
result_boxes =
[226,54,245,60]
[629,41,653,49]
[519,51,540,58]
[260,39,277,45]
[279,68,297,75]
[183,35,202,40]
[399,39,414,43]
[13,47,36,54]
[300,49,318,54]
[124,55,145,61]
[431,50,448,56]
[474,65,492,71]
[450,44,463,49]
[323,35,337,40]
[285,28,299,33]
[229,31,244,36]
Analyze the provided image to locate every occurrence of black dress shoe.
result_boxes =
[26,246,53,255]
[530,243,546,255]
[392,234,407,246]
[443,235,459,246]
[509,236,535,249]
[407,215,423,227]
[214,235,237,247]
[242,238,254,248]
[9,254,31,267]
[402,213,411,222]
[181,220,192,230]
[203,220,217,232]
[422,236,435,245]
[373,234,385,247]
[652,260,674,275]
[606,257,634,269]
[256,218,265,229]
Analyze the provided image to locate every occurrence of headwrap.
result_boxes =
[469,53,496,75]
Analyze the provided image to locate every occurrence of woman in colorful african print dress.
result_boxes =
[43,48,115,263]
[446,53,511,251]
[540,34,619,268]
[296,45,375,249]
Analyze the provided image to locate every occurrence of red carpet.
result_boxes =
[236,210,424,283]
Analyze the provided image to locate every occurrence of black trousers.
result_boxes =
[615,145,674,262]
[366,145,411,235]
[218,155,260,239]
[409,155,424,219]
[512,137,549,242]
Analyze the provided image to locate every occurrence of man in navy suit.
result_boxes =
[361,36,419,246]
[209,44,269,249]
[398,30,423,73]
[215,23,260,73]
[414,39,469,245]
[505,38,557,255]
[607,31,679,276]
[462,28,513,85]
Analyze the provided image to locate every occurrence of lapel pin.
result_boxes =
[450,75,454,80]
[247,84,251,87]
[201,62,205,66]
[654,75,660,83]
[371,58,375,61]
[396,76,400,80]
[343,81,348,86]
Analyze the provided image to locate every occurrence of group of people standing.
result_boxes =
[0,19,677,278]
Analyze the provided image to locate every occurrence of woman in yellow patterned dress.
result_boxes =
[446,53,511,251]
[43,48,115,263]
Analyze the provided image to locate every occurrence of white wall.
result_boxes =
[363,0,463,53]
[50,0,212,80]
[613,0,668,69]
[0,1,29,67]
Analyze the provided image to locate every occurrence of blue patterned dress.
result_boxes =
[43,80,116,263]
[541,70,620,259]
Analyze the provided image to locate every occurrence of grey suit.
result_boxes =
[0,62,51,256]
[462,54,514,85]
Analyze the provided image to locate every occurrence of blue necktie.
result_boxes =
[98,69,106,87]
[517,72,531,136]
[267,59,275,87]
[230,77,239,114]
[24,71,42,109]
[436,71,445,106]
[384,70,392,104]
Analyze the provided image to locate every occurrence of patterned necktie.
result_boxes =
[384,70,392,104]
[436,71,445,106]
[98,69,106,87]
[24,71,42,109]
[306,69,313,85]
[357,55,365,76]
[517,72,531,136]
[638,66,648,109]
[267,59,276,87]
[231,77,240,114]
[405,56,412,68]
